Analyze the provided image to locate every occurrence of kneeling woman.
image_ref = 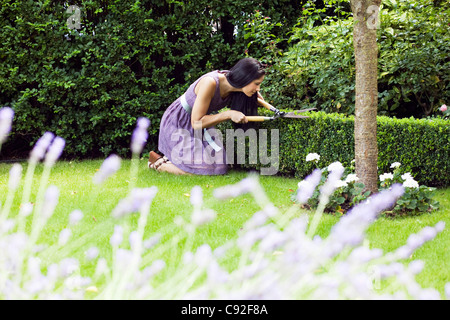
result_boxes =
[149,58,267,175]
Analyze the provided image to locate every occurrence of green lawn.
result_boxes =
[0,159,449,298]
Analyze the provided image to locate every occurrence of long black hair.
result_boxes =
[226,58,266,129]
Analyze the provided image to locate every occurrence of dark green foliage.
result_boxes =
[0,0,304,158]
[261,0,449,117]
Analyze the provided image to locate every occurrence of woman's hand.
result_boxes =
[229,110,248,124]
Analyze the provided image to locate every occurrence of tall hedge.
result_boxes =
[0,0,304,159]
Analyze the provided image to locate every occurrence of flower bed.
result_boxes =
[295,153,440,217]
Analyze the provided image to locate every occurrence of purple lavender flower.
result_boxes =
[85,247,99,261]
[445,283,450,300]
[296,169,322,204]
[131,117,150,154]
[110,225,124,246]
[328,184,404,249]
[142,234,160,250]
[0,107,14,145]
[93,154,121,184]
[111,187,158,218]
[191,208,216,226]
[213,176,258,200]
[29,132,55,164]
[8,163,23,191]
[190,186,203,207]
[69,209,83,225]
[44,136,65,166]
[42,185,60,218]
[58,228,72,246]
[58,258,79,278]
[129,231,140,251]
[137,117,150,129]
[194,244,213,268]
[320,164,345,200]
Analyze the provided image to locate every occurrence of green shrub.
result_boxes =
[259,0,449,118]
[0,0,303,159]
[219,111,450,187]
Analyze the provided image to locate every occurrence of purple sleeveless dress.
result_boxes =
[158,70,230,175]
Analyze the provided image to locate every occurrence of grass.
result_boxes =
[1,159,449,297]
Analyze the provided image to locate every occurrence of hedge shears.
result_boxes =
[246,98,316,122]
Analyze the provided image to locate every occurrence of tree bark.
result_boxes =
[351,0,381,194]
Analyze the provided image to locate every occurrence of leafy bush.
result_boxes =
[259,0,449,118]
[0,0,303,159]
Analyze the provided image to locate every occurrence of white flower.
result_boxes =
[403,178,419,189]
[345,174,359,183]
[390,162,401,169]
[306,153,320,162]
[379,173,394,181]
[401,172,413,180]
[334,180,348,189]
[327,161,344,173]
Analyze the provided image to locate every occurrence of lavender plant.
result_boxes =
[0,107,14,153]
[1,108,449,300]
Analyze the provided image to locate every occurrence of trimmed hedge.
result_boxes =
[220,111,450,187]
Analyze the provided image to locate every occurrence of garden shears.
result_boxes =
[246,98,316,122]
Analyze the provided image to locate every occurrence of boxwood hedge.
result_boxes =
[221,111,449,187]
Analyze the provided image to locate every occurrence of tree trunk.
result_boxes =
[351,0,381,194]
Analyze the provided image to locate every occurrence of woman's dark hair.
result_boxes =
[227,58,266,89]
[227,58,266,130]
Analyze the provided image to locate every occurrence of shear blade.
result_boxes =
[281,114,310,119]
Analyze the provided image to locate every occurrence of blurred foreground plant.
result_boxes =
[1,107,449,299]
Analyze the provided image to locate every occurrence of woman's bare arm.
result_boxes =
[190,77,246,130]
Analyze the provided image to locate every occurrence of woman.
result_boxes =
[148,57,267,175]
